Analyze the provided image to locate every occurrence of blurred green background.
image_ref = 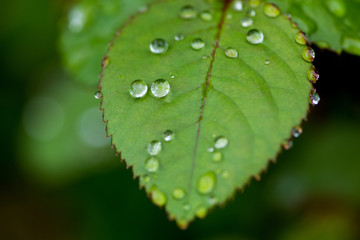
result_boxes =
[1,0,360,239]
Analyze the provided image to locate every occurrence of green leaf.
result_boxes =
[100,0,314,227]
[268,0,360,55]
[60,0,155,86]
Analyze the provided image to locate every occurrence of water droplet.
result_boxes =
[264,3,281,18]
[147,140,162,156]
[295,32,308,45]
[94,91,101,100]
[183,204,191,211]
[326,0,346,17]
[233,1,243,11]
[172,188,186,199]
[191,38,205,50]
[208,195,218,205]
[180,5,196,19]
[150,38,168,54]
[195,206,207,218]
[142,175,151,183]
[197,171,216,194]
[302,47,315,62]
[292,126,303,138]
[214,136,229,149]
[241,16,253,27]
[68,6,86,33]
[283,140,293,150]
[249,0,260,8]
[225,47,238,58]
[212,151,222,162]
[130,80,148,98]
[246,29,264,44]
[265,59,270,65]
[101,56,109,68]
[208,147,214,152]
[200,10,213,21]
[174,33,184,41]
[151,187,166,207]
[221,170,229,179]
[151,79,170,98]
[163,130,174,142]
[145,157,159,172]
[310,91,320,105]
[246,9,256,17]
[176,219,188,230]
[170,75,175,79]
[307,67,319,83]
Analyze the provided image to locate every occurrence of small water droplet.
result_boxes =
[197,171,216,194]
[241,16,253,27]
[200,10,213,21]
[307,67,319,83]
[246,9,256,17]
[264,3,281,17]
[145,156,159,172]
[147,140,162,156]
[214,136,229,149]
[151,79,170,98]
[292,126,303,138]
[225,47,238,58]
[283,140,293,150]
[208,195,218,205]
[212,151,222,162]
[233,1,243,11]
[94,91,101,100]
[163,130,174,142]
[221,170,229,179]
[265,59,270,65]
[295,32,308,45]
[195,206,207,218]
[183,204,191,211]
[302,47,315,62]
[310,91,320,105]
[101,56,110,68]
[170,75,175,79]
[180,5,196,19]
[249,0,260,8]
[191,38,205,50]
[246,29,264,44]
[174,33,184,41]
[172,188,186,199]
[130,80,148,98]
[150,38,168,54]
[151,187,166,207]
[208,147,214,152]
[142,175,151,183]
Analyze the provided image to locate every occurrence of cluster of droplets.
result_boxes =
[127,79,171,99]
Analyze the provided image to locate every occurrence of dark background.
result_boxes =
[1,0,360,239]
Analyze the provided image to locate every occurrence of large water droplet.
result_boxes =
[180,5,196,19]
[200,10,213,21]
[310,91,320,105]
[172,188,186,199]
[246,29,264,44]
[195,206,207,218]
[197,171,216,194]
[150,38,168,54]
[246,9,256,17]
[214,136,229,149]
[241,16,253,27]
[151,79,170,98]
[147,140,162,156]
[94,91,101,100]
[212,151,222,162]
[292,126,303,138]
[163,130,174,142]
[130,80,148,98]
[302,47,315,62]
[264,3,281,17]
[307,67,320,83]
[295,32,308,45]
[145,157,159,172]
[174,33,184,41]
[225,47,238,58]
[233,1,243,11]
[191,38,205,50]
[151,187,166,207]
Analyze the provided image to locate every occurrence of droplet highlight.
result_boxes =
[180,5,196,19]
[264,3,281,17]
[174,33,184,41]
[130,80,148,98]
[233,1,243,11]
[150,38,168,54]
[191,38,205,50]
[302,47,315,62]
[163,130,174,142]
[225,47,238,58]
[214,136,229,149]
[241,16,253,27]
[151,79,170,98]
[310,91,320,105]
[197,171,216,194]
[292,126,303,138]
[246,9,256,17]
[145,157,159,172]
[246,29,264,44]
[147,140,162,156]
[94,91,101,100]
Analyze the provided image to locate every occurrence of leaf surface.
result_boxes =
[101,0,313,226]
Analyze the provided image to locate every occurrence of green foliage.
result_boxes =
[100,0,313,226]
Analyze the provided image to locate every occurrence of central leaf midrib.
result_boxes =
[188,0,232,196]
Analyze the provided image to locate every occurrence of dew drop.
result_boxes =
[145,157,159,172]
[295,31,308,45]
[183,204,191,211]
[233,1,243,11]
[130,80,148,98]
[101,56,110,68]
[264,3,281,17]
[310,91,320,105]
[225,47,238,58]
[147,141,162,156]
[151,187,166,207]
[246,9,256,17]
[195,206,207,219]
[174,33,184,41]
[265,59,270,65]
[191,38,205,50]
[197,171,216,194]
[214,136,229,149]
[208,195,218,205]
[172,188,186,199]
[142,175,151,183]
[200,10,213,21]
[180,5,196,19]
[241,16,253,27]
[151,79,170,98]
[249,0,260,8]
[68,6,86,33]
[207,147,214,152]
[302,47,315,62]
[150,38,168,54]
[163,130,174,142]
[212,151,222,162]
[94,91,101,100]
[246,29,264,44]
[307,67,320,83]
[292,126,303,138]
